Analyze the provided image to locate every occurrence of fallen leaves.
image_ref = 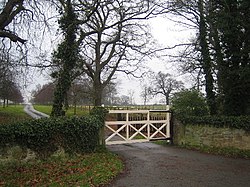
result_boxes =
[0,152,123,186]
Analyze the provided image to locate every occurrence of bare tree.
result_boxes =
[68,79,92,115]
[102,81,118,105]
[128,89,135,105]
[74,0,170,106]
[116,95,130,105]
[149,71,184,105]
[140,84,151,105]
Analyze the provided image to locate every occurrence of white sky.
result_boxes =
[23,15,195,104]
[117,17,195,104]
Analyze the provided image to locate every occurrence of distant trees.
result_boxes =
[32,79,118,106]
[149,72,184,105]
[140,85,151,105]
[32,83,55,105]
[0,49,23,106]
[0,79,23,107]
[32,81,90,106]
[101,82,118,106]
[116,95,130,106]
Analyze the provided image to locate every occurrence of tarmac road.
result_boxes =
[107,142,250,187]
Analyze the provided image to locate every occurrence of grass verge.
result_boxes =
[0,105,31,124]
[0,151,124,186]
[180,144,250,159]
[152,140,171,146]
[153,141,250,159]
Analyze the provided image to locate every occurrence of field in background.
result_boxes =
[105,105,168,110]
[0,104,168,124]
[33,104,168,117]
[0,105,31,124]
[33,105,90,116]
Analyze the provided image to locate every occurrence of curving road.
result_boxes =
[24,104,49,119]
[107,142,250,187]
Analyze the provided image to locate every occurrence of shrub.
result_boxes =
[0,115,104,159]
[172,89,209,117]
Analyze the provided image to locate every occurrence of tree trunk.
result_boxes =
[198,0,217,115]
[211,23,225,114]
[93,81,103,106]
[3,98,5,108]
[73,94,77,115]
[51,74,70,117]
[165,93,170,105]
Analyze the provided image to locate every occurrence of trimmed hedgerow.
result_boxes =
[179,115,250,131]
[0,115,103,159]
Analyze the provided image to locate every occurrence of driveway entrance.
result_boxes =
[107,142,250,187]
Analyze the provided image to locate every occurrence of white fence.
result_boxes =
[105,109,171,145]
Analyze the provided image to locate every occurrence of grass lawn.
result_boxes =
[33,105,89,116]
[0,105,31,124]
[0,151,123,186]
[33,105,52,115]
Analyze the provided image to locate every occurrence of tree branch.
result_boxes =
[0,30,26,43]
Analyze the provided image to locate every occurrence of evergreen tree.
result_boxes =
[213,0,250,115]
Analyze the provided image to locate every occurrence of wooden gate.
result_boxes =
[105,109,171,145]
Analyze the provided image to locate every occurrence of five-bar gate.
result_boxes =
[105,109,171,145]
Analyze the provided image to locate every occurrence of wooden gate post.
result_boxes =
[99,126,106,146]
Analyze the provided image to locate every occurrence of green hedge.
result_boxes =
[0,115,103,159]
[90,106,108,122]
[179,115,250,131]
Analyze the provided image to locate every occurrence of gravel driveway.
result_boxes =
[107,142,250,187]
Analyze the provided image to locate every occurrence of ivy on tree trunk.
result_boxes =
[51,0,79,117]
[198,0,217,115]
